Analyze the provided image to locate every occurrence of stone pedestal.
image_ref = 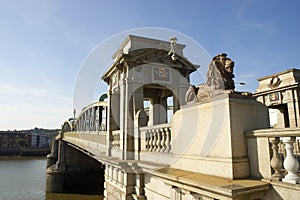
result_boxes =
[170,94,270,179]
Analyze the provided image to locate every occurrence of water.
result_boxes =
[0,157,102,200]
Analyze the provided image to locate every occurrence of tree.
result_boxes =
[16,139,27,148]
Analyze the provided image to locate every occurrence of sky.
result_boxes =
[0,0,299,130]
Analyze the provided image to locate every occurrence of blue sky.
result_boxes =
[0,0,299,130]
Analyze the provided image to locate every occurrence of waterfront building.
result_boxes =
[0,128,58,156]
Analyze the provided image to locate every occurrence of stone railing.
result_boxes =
[139,123,171,153]
[112,130,121,149]
[245,128,300,184]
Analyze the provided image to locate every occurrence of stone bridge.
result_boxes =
[46,35,300,200]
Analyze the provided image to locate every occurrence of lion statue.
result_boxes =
[185,53,246,103]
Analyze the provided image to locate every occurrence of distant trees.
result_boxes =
[16,139,27,148]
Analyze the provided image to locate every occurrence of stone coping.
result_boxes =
[147,167,270,198]
[245,127,300,138]
[262,179,300,191]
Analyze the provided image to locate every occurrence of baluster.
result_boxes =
[160,128,166,152]
[152,129,158,151]
[282,137,300,184]
[148,130,153,151]
[165,127,171,153]
[270,137,283,181]
[156,129,162,152]
[145,130,150,150]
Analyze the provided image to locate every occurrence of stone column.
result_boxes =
[107,89,120,156]
[287,101,297,127]
[119,74,127,159]
[177,84,189,108]
[293,89,300,127]
[150,96,167,125]
[172,92,180,113]
[132,84,144,160]
[124,73,136,160]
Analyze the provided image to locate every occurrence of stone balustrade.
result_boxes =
[139,123,172,153]
[245,128,300,184]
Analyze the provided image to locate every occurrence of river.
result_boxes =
[0,157,103,200]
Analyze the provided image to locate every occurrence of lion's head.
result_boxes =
[207,53,235,90]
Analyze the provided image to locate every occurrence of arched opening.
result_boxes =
[142,84,177,126]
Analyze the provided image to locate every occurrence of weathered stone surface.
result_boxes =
[172,94,269,179]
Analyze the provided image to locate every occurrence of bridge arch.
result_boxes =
[73,101,108,132]
[61,120,73,132]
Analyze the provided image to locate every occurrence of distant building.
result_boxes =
[0,132,31,148]
[30,133,51,147]
[0,128,59,148]
[254,68,300,128]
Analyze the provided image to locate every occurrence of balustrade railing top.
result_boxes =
[245,127,300,137]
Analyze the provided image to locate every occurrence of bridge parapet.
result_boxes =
[62,131,107,156]
[245,128,300,184]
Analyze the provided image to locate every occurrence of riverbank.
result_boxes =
[0,147,50,156]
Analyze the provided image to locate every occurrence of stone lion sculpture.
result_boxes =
[185,53,248,103]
